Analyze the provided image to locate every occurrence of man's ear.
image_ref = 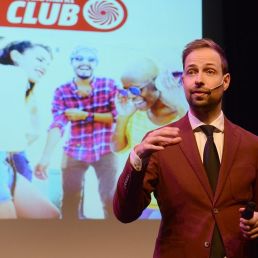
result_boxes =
[223,73,231,91]
[181,73,185,85]
[10,50,22,65]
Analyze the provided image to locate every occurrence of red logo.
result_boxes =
[0,0,127,32]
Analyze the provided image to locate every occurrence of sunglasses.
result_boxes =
[119,86,142,97]
[119,77,157,97]
[71,55,97,63]
[172,71,183,85]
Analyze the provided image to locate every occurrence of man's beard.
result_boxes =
[188,95,222,112]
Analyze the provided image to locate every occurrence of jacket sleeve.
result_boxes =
[113,151,159,223]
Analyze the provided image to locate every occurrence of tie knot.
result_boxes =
[200,125,216,137]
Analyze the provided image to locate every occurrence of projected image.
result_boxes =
[0,0,201,219]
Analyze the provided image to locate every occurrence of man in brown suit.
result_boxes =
[113,38,258,258]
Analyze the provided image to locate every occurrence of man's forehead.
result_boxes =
[185,48,221,67]
[71,47,97,58]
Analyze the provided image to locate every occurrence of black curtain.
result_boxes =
[203,0,258,135]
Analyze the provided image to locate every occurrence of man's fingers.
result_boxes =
[35,171,47,180]
[145,135,182,145]
[150,127,180,137]
[135,127,182,156]
[34,165,48,180]
[142,137,182,151]
[144,144,165,151]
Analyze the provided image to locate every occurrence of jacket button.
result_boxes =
[204,241,210,248]
[213,208,219,214]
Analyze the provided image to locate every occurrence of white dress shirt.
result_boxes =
[130,111,225,171]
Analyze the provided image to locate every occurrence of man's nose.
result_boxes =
[194,73,205,87]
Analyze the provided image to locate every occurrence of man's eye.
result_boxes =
[88,58,96,62]
[186,69,196,75]
[75,57,83,61]
[206,69,215,74]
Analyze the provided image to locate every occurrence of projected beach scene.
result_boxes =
[0,0,201,219]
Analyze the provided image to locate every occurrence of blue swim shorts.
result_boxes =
[0,152,14,202]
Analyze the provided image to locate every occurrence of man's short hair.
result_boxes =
[70,46,98,63]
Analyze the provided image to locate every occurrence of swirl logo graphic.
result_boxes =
[83,0,125,30]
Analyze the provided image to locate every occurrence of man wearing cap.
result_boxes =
[111,57,188,218]
[35,46,118,219]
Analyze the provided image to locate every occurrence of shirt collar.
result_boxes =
[188,110,224,133]
[71,77,95,94]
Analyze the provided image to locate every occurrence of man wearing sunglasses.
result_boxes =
[111,57,188,218]
[35,46,118,219]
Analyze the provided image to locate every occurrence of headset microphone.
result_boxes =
[207,81,224,94]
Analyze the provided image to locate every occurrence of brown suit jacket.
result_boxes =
[113,114,258,258]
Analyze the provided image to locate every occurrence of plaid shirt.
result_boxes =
[49,77,117,163]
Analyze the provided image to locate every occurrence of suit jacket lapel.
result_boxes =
[175,115,214,201]
[214,118,240,203]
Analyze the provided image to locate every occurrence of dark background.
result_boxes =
[0,2,257,258]
[203,0,258,135]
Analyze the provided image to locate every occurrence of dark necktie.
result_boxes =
[200,125,225,258]
[200,125,220,192]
